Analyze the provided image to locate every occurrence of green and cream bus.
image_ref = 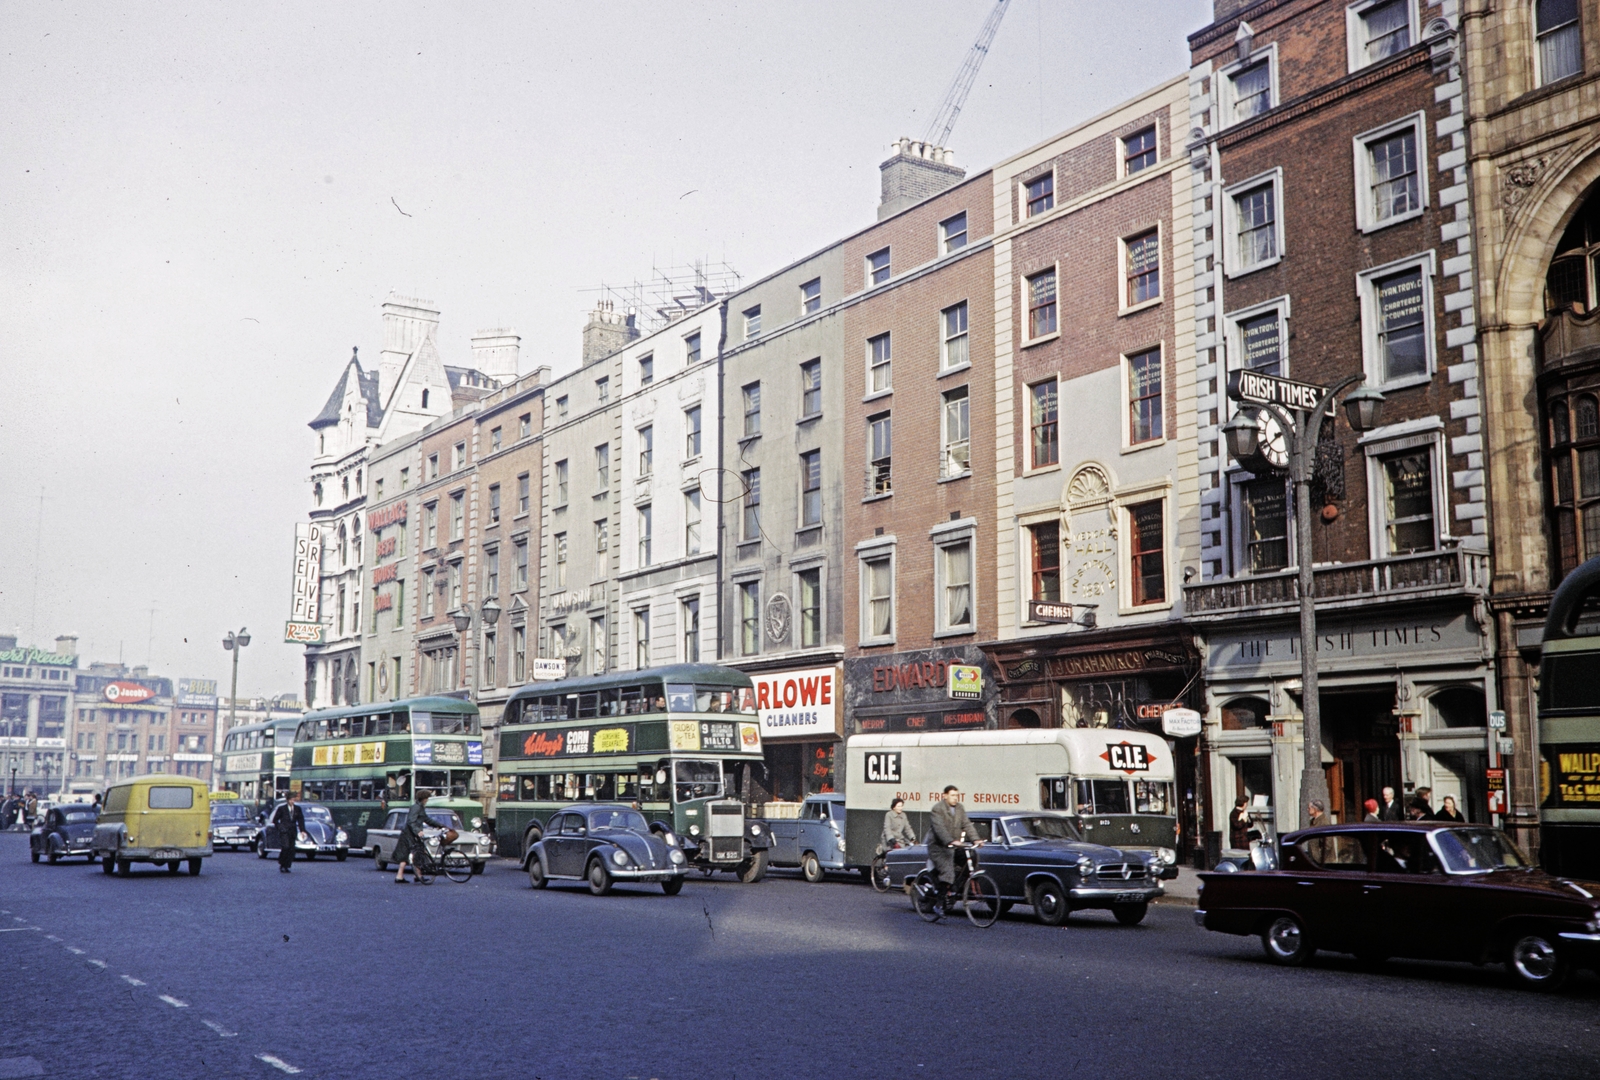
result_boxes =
[218,717,299,807]
[290,695,485,850]
[496,664,771,881]
[1539,554,1600,878]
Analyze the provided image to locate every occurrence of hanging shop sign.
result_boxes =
[532,659,567,681]
[1027,601,1076,624]
[1161,707,1203,738]
[284,622,325,644]
[752,666,839,739]
[291,523,324,623]
[948,665,984,700]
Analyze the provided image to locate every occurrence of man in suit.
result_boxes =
[929,785,984,905]
[272,793,306,873]
[1379,786,1404,821]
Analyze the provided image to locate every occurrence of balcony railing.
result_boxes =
[1183,547,1490,618]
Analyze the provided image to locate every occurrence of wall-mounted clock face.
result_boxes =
[1255,408,1290,470]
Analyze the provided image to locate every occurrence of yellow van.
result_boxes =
[93,776,212,875]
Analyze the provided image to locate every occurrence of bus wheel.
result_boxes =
[737,850,768,884]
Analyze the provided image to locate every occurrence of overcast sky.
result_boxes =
[0,0,1211,696]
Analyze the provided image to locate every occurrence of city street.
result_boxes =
[1,833,1597,1080]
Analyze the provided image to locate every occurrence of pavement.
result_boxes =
[2,833,1598,1080]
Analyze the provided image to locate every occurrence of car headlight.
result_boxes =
[471,816,483,829]
[669,849,686,865]
[689,825,700,837]
[749,823,762,836]
[611,849,629,866]
[1158,847,1176,865]
[335,830,348,843]
[1076,856,1095,878]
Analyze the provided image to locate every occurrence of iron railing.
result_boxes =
[1184,547,1490,617]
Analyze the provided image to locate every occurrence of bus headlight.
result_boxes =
[669,849,686,865]
[471,816,484,829]
[749,823,762,836]
[611,849,629,867]
[689,825,701,837]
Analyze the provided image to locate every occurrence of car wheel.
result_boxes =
[1031,880,1070,926]
[587,858,613,896]
[1507,932,1571,992]
[187,858,202,876]
[662,875,684,895]
[30,848,39,863]
[527,856,547,890]
[48,847,60,864]
[336,851,348,862]
[116,859,130,876]
[100,853,114,875]
[374,848,388,872]
[1112,902,1148,926]
[801,852,824,883]
[306,851,315,861]
[87,854,97,864]
[1261,915,1314,966]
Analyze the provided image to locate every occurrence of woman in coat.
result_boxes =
[878,798,917,855]
[1433,795,1466,823]
[393,790,448,884]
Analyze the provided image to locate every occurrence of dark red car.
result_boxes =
[1195,822,1600,990]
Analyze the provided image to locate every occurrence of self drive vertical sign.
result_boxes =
[291,523,323,622]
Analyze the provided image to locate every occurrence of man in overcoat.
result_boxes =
[928,785,983,903]
[272,793,305,873]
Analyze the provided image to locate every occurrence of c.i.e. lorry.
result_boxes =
[844,728,1179,877]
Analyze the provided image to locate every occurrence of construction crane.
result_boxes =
[921,0,1013,149]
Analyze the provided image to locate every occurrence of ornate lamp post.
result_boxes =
[222,628,251,738]
[1222,371,1385,823]
[450,609,473,691]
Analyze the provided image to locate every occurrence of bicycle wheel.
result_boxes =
[442,850,472,883]
[870,854,891,893]
[964,873,1001,928]
[912,872,943,923]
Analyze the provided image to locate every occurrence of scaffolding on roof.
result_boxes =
[581,259,742,333]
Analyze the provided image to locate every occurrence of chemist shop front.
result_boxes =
[746,664,843,816]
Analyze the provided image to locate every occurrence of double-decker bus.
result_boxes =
[290,695,484,850]
[218,717,299,807]
[1538,554,1600,878]
[496,664,771,881]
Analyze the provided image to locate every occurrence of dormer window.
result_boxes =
[421,389,430,409]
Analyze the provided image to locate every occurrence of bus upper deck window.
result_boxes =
[578,692,601,719]
[393,714,410,734]
[666,684,696,712]
[601,688,621,716]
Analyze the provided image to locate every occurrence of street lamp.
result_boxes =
[222,628,251,740]
[1222,370,1384,824]
[449,609,472,691]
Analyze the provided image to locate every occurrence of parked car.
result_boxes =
[30,804,100,863]
[93,776,212,876]
[257,800,349,862]
[882,810,1163,925]
[1195,823,1600,990]
[209,800,261,851]
[524,804,688,895]
[368,806,493,874]
[766,795,856,882]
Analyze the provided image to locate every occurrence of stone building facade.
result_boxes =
[1,635,76,795]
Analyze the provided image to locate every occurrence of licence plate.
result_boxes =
[1114,891,1145,903]
[153,849,181,860]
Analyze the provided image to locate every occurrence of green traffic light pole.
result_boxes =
[1222,373,1385,827]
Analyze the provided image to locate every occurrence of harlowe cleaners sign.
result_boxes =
[753,666,839,740]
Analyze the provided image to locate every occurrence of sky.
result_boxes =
[0,0,1213,696]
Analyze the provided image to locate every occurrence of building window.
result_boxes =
[1127,348,1163,445]
[868,333,892,393]
[742,383,761,437]
[868,413,892,496]
[941,212,968,253]
[1030,522,1061,602]
[400,467,409,489]
[516,472,529,515]
[556,396,569,420]
[1128,500,1166,605]
[513,625,526,682]
[739,581,760,655]
[596,376,609,405]
[1123,126,1157,174]
[862,553,894,641]
[1355,0,1413,67]
[514,540,528,590]
[867,247,891,286]
[937,539,973,632]
[799,568,822,648]
[742,468,761,540]
[519,413,531,438]
[942,386,970,479]
[1353,115,1426,232]
[1243,479,1290,573]
[744,306,762,340]
[489,484,501,523]
[1233,305,1287,377]
[1538,0,1583,85]
[1025,173,1054,217]
[485,547,498,596]
[595,518,609,552]
[424,503,438,549]
[555,460,568,506]
[1229,60,1272,122]
[637,504,652,566]
[449,561,461,610]
[1124,230,1161,307]
[685,406,702,458]
[801,359,823,416]
[1376,447,1438,555]
[450,493,464,540]
[1361,258,1432,385]
[1030,379,1059,468]
[685,332,702,365]
[554,532,568,590]
[596,444,610,490]
[1027,268,1057,339]
[1549,392,1600,574]
[634,609,650,669]
[639,354,653,386]
[1229,177,1279,272]
[590,616,606,675]
[681,597,700,662]
[800,277,822,315]
[428,454,439,480]
[638,426,653,476]
[801,450,823,526]
[483,631,496,688]
[942,302,969,371]
[490,427,502,453]
[423,569,435,618]
[453,442,465,471]
[685,490,702,555]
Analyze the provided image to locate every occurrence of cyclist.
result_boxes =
[929,785,983,907]
[878,797,916,856]
[393,789,449,885]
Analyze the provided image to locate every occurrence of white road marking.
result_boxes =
[202,1020,238,1037]
[255,1054,302,1074]
[0,927,39,932]
[121,975,146,986]
[65,947,84,955]
[158,994,188,1008]
[44,935,60,942]
[86,960,106,969]
[10,916,23,923]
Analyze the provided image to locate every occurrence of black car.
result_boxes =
[883,811,1164,925]
[30,804,100,864]
[524,804,688,895]
[257,800,349,861]
[210,801,262,851]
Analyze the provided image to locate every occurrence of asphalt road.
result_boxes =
[2,832,1598,1080]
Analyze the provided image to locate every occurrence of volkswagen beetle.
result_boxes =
[257,800,349,862]
[523,804,688,895]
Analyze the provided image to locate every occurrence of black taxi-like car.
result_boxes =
[524,804,688,896]
[30,804,99,863]
[209,800,262,851]
[1196,822,1600,990]
[256,800,350,862]
[883,810,1164,925]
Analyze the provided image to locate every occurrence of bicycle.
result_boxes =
[414,828,474,884]
[870,840,907,893]
[911,845,1000,927]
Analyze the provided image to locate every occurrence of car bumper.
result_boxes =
[1069,884,1164,904]
[295,843,348,854]
[101,846,212,861]
[610,867,685,882]
[1557,930,1600,958]
[1194,908,1208,927]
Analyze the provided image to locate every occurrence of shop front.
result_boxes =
[844,644,998,741]
[747,664,843,815]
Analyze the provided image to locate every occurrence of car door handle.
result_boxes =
[1363,885,1382,892]
[1295,881,1315,887]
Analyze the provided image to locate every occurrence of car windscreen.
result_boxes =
[211,805,251,821]
[590,809,648,834]
[62,811,98,825]
[1434,828,1529,873]
[298,804,333,822]
[1003,815,1082,842]
[420,809,464,830]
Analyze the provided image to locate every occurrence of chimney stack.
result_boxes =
[582,302,639,366]
[379,294,441,409]
[470,328,521,384]
[878,138,966,220]
[54,634,78,658]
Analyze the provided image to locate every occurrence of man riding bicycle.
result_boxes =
[929,785,983,905]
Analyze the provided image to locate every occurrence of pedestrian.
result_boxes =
[271,793,305,874]
[1434,795,1466,823]
[1228,797,1251,849]
[1408,787,1434,820]
[393,789,448,885]
[1379,786,1404,821]
[24,792,38,827]
[1363,798,1381,822]
[878,797,917,855]
[0,795,14,830]
[1305,799,1331,828]
[92,793,102,810]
